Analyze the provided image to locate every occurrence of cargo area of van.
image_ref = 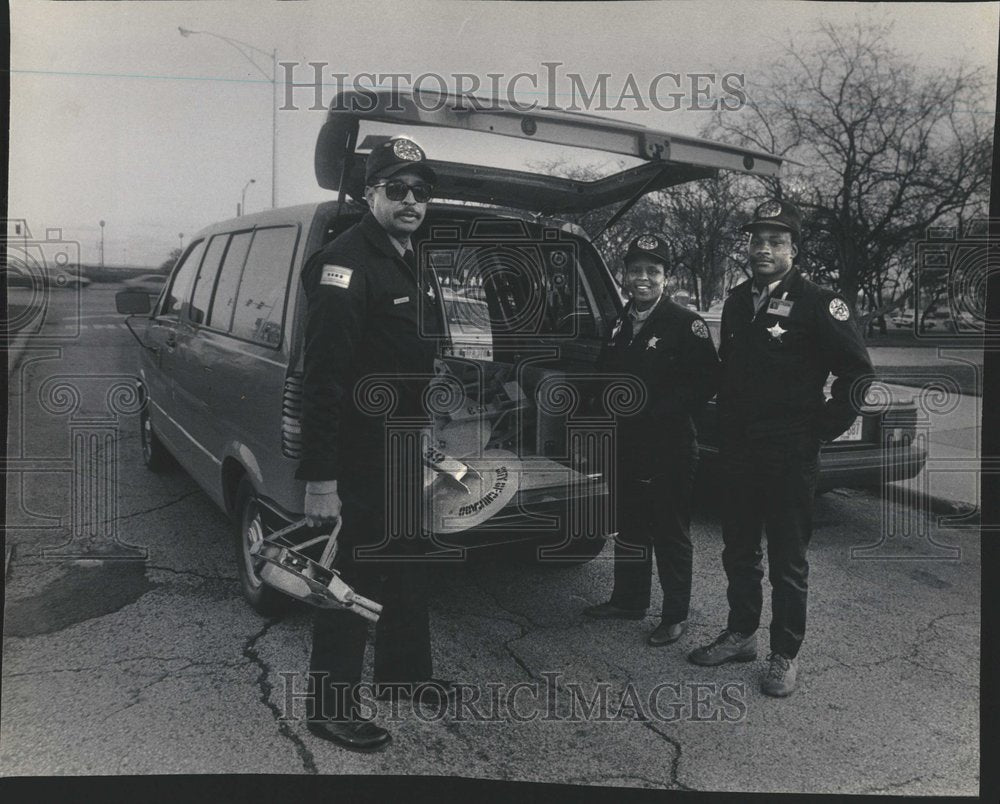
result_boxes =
[300,205,620,545]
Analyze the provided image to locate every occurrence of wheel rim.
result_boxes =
[242,503,265,591]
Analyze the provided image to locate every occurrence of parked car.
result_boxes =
[122,273,167,298]
[891,310,915,328]
[116,89,924,613]
[694,315,925,492]
[5,263,90,289]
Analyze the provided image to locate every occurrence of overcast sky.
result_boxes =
[8,0,999,266]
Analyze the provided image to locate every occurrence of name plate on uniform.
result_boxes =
[767,298,794,317]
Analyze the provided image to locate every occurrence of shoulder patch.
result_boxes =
[691,319,710,339]
[828,298,850,321]
[320,265,353,290]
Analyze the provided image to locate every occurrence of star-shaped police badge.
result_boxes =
[646,334,660,349]
[767,322,787,341]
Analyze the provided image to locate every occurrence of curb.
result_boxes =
[876,486,980,526]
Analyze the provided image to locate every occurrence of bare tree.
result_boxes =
[159,248,182,273]
[540,159,751,310]
[707,20,993,320]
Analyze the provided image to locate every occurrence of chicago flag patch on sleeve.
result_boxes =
[828,298,850,321]
[691,319,710,339]
[320,265,353,289]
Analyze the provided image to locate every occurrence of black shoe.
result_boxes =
[647,620,687,646]
[307,719,391,752]
[687,629,758,666]
[375,678,459,709]
[582,601,647,620]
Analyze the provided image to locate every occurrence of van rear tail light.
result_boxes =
[882,407,917,445]
[282,373,304,458]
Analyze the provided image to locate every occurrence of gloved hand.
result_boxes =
[304,479,342,528]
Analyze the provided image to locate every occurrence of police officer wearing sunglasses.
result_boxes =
[687,199,873,697]
[296,136,453,751]
[583,234,720,648]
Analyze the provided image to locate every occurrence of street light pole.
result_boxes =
[240,178,256,217]
[178,27,278,208]
[99,220,105,268]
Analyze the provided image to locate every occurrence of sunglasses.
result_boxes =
[372,179,434,203]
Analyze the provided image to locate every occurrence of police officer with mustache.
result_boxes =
[583,234,720,647]
[688,199,873,696]
[296,136,453,751]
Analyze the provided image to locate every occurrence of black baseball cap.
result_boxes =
[624,233,670,265]
[741,198,802,238]
[365,136,437,185]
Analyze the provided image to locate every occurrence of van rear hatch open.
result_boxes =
[314,89,782,214]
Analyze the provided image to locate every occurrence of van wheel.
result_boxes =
[140,406,171,472]
[235,478,291,616]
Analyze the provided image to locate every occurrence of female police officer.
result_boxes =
[583,234,720,646]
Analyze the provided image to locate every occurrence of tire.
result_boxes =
[234,478,292,616]
[140,404,172,472]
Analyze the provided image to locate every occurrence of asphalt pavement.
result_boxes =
[1,284,983,794]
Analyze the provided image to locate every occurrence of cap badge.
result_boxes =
[393,138,423,161]
[758,200,783,218]
[636,235,659,251]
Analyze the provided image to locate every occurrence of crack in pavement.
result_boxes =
[112,490,203,523]
[3,655,244,679]
[473,584,690,791]
[859,770,956,794]
[241,619,318,775]
[95,669,176,726]
[144,565,239,584]
[808,609,979,685]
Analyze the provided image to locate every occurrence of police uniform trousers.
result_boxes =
[609,442,697,623]
[720,431,820,658]
[309,472,432,720]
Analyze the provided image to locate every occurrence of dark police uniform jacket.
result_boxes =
[296,213,443,481]
[598,297,721,479]
[718,268,874,444]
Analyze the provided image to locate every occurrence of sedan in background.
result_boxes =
[123,273,168,298]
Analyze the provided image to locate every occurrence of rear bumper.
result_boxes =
[695,442,929,492]
[257,475,612,551]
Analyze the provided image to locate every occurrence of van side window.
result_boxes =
[188,234,229,325]
[230,226,298,347]
[160,239,206,318]
[208,231,253,332]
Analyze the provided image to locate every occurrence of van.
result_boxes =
[117,90,923,613]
